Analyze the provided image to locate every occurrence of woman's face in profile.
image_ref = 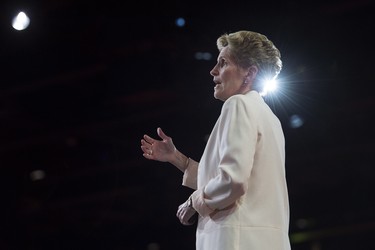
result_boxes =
[210,47,249,101]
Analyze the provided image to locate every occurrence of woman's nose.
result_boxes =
[210,66,217,76]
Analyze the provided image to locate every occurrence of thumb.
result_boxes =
[157,127,168,140]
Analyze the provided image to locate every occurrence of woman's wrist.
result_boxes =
[171,150,189,172]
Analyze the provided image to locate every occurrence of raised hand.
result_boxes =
[141,127,176,163]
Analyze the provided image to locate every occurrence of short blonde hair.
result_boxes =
[217,30,282,90]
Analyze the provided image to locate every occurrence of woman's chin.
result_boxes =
[213,92,225,101]
[213,90,220,98]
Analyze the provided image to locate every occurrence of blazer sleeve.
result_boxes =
[191,95,258,217]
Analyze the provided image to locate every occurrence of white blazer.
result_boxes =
[183,91,291,250]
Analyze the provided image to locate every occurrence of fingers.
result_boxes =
[176,202,196,226]
[140,140,151,152]
[177,208,189,225]
[140,144,152,154]
[140,138,154,160]
[142,152,153,159]
[142,134,155,145]
[140,138,150,147]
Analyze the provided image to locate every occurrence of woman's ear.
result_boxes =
[246,65,258,82]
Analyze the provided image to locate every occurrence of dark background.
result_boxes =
[0,0,374,249]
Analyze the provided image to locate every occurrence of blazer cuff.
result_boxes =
[182,159,197,189]
[191,189,215,217]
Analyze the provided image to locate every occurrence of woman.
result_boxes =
[140,30,291,250]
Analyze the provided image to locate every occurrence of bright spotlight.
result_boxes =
[12,11,30,31]
[260,78,277,96]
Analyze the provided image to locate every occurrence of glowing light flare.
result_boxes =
[289,114,304,128]
[12,11,30,31]
[260,78,278,96]
[175,17,185,27]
